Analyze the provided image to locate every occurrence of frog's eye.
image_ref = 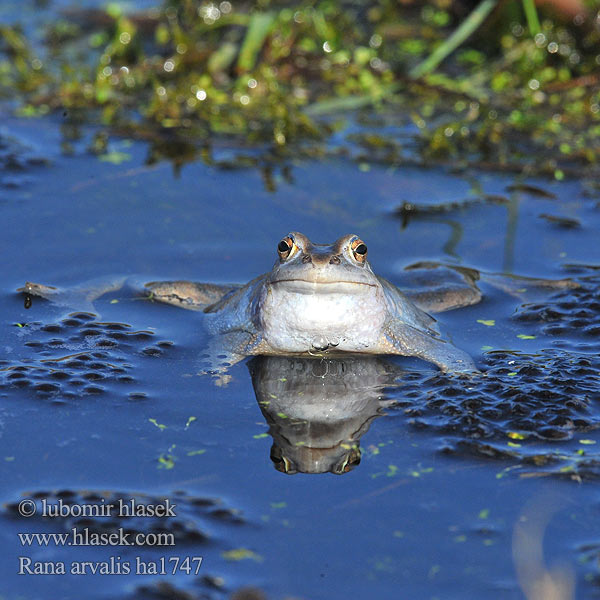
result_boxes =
[350,239,368,264]
[270,446,297,474]
[333,448,361,474]
[277,236,295,260]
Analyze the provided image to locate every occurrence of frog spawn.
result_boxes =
[391,271,600,479]
[393,350,600,476]
[1,312,175,402]
[578,540,600,590]
[0,130,48,189]
[514,271,600,352]
[132,581,267,600]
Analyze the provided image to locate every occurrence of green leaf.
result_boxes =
[522,0,541,36]
[237,12,276,73]
[305,86,397,116]
[157,454,175,469]
[148,418,166,431]
[477,319,495,326]
[208,42,238,74]
[98,151,131,165]
[221,548,263,562]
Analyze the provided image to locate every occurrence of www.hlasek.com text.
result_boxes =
[19,527,175,547]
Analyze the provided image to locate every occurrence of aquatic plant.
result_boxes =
[1,0,599,177]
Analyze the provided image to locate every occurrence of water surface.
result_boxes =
[1,106,600,600]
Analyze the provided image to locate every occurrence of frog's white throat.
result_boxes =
[259,283,388,353]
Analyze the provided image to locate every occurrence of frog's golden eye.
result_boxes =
[334,448,361,474]
[270,447,297,474]
[351,239,368,263]
[277,236,295,260]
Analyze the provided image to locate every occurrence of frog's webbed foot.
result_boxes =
[198,346,245,376]
[382,320,477,373]
[198,330,265,384]
[398,262,482,313]
[145,281,242,311]
[18,276,128,313]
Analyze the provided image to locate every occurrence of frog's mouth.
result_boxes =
[271,279,376,294]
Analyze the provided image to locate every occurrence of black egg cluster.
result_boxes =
[0,131,48,189]
[1,312,174,402]
[2,489,245,546]
[393,350,600,461]
[513,274,600,350]
[578,541,600,590]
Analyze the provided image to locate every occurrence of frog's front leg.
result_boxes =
[395,262,483,314]
[381,320,477,373]
[407,285,482,314]
[145,281,242,311]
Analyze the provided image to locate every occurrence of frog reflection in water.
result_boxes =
[249,355,400,475]
[21,232,481,372]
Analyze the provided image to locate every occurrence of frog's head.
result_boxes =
[261,232,387,354]
[267,232,378,293]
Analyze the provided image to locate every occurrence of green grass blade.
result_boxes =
[236,11,276,73]
[522,0,541,35]
[409,0,498,79]
[208,41,238,74]
[305,85,399,116]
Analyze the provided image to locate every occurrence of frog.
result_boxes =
[19,232,482,373]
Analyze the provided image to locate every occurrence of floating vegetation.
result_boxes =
[538,213,581,228]
[0,1,599,175]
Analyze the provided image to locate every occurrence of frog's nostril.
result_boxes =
[302,255,312,264]
[329,255,341,265]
